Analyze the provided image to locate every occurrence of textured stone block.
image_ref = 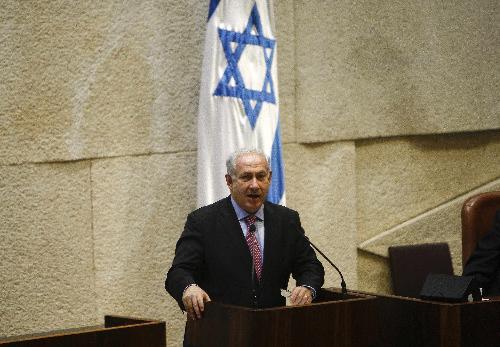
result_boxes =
[0,1,205,165]
[356,131,500,242]
[275,0,296,143]
[284,142,357,290]
[91,152,196,347]
[0,161,97,337]
[295,0,499,142]
[357,251,392,295]
[359,179,500,273]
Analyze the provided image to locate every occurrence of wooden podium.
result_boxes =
[185,289,377,347]
[0,316,166,347]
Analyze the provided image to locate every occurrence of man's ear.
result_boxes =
[268,170,272,182]
[225,174,232,188]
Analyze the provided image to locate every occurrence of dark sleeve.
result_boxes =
[463,211,500,289]
[165,213,205,308]
[289,211,325,292]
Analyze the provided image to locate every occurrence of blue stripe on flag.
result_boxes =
[208,0,220,21]
[267,120,285,204]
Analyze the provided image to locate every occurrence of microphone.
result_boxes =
[294,224,348,295]
[306,236,347,295]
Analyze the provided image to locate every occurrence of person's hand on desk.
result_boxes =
[182,284,211,320]
[289,286,313,305]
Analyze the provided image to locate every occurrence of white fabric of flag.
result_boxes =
[197,0,286,207]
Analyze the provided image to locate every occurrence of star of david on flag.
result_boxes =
[213,4,276,129]
[197,0,286,207]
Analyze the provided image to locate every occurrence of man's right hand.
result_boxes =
[182,285,211,320]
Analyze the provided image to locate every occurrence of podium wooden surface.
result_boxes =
[185,289,377,347]
[0,315,166,347]
[357,291,500,347]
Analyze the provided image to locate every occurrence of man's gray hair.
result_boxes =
[226,148,270,178]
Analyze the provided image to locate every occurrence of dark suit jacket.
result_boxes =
[165,196,325,309]
[463,210,500,296]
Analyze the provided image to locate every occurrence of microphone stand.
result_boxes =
[306,237,348,295]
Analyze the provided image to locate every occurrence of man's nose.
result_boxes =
[249,176,259,187]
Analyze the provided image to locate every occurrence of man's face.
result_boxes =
[225,153,272,214]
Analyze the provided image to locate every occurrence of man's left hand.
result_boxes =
[289,286,313,306]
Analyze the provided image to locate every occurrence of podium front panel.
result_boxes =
[185,289,377,347]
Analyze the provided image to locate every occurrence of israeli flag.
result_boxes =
[197,0,286,207]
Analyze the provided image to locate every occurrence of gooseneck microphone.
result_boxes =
[253,222,347,295]
[287,219,348,296]
[305,235,348,295]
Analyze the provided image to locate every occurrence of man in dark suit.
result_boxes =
[165,149,324,320]
[463,210,500,296]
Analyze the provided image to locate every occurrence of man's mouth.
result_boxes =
[247,193,260,199]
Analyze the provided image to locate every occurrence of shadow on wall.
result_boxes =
[409,130,500,151]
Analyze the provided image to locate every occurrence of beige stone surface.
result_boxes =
[91,152,197,347]
[284,142,357,290]
[0,1,205,166]
[295,0,499,142]
[359,179,500,274]
[357,131,500,243]
[357,251,392,295]
[0,161,97,337]
[2,1,500,344]
[274,0,296,143]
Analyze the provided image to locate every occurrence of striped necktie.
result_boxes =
[244,215,262,281]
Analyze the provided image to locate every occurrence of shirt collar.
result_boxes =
[230,196,264,221]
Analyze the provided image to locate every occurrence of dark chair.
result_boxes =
[462,191,500,268]
[388,242,454,298]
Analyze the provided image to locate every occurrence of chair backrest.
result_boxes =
[462,191,500,268]
[388,242,454,298]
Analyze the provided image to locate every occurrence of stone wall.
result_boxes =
[1,1,498,345]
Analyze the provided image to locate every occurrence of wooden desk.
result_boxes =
[349,290,500,347]
[0,316,166,347]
